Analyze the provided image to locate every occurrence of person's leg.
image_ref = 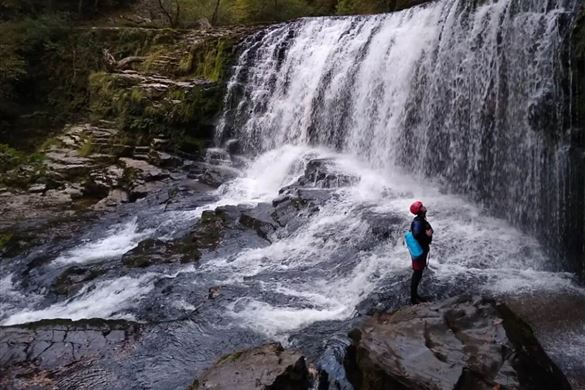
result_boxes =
[410,269,423,304]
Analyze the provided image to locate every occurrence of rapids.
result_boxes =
[1,0,584,387]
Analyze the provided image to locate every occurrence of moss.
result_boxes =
[192,38,235,82]
[178,52,194,73]
[89,70,226,139]
[0,233,14,251]
[216,350,245,364]
[78,138,94,157]
[0,143,47,188]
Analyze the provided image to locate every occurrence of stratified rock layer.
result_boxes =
[345,296,572,390]
[0,318,141,389]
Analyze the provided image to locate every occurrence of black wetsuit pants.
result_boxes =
[410,269,424,302]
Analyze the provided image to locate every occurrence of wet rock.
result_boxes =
[122,238,200,268]
[344,296,572,390]
[271,189,333,229]
[0,318,141,390]
[205,148,232,165]
[199,166,239,188]
[189,206,242,250]
[28,183,47,193]
[121,205,247,269]
[52,265,106,295]
[190,343,311,390]
[119,157,169,182]
[150,151,181,168]
[271,196,309,229]
[239,203,277,241]
[225,139,241,155]
[128,181,163,202]
[286,158,359,190]
[92,188,130,210]
[361,210,406,241]
[208,286,222,299]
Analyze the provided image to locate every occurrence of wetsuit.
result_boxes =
[410,214,432,303]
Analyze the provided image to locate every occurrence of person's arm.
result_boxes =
[425,224,433,244]
[413,220,431,246]
[412,220,425,241]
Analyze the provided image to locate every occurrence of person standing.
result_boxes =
[409,201,433,304]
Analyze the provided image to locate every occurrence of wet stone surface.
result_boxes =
[189,343,311,390]
[345,296,572,390]
[0,318,142,390]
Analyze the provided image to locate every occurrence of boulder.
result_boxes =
[225,139,241,155]
[122,238,201,268]
[52,265,106,295]
[191,343,310,390]
[282,158,359,190]
[198,166,239,188]
[238,203,277,241]
[119,157,168,182]
[92,188,130,210]
[345,296,571,390]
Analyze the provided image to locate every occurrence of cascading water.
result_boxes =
[217,0,583,274]
[2,1,585,388]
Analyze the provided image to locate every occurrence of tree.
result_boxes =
[157,0,181,27]
[211,0,221,24]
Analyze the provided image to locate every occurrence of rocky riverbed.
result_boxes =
[1,141,584,389]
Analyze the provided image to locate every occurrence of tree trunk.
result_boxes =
[212,0,221,25]
[157,0,181,28]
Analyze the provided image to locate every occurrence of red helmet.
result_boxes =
[409,201,424,215]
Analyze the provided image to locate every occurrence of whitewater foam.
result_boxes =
[2,274,156,326]
[54,217,153,265]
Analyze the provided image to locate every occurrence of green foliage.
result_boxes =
[0,144,25,171]
[0,143,46,188]
[336,0,401,15]
[0,0,136,20]
[0,13,69,118]
[89,71,225,137]
[232,0,307,23]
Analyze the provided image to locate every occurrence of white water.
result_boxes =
[54,217,154,265]
[191,145,580,338]
[1,145,581,335]
[2,0,582,344]
[218,0,579,259]
[2,274,156,326]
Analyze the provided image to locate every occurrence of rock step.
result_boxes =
[346,296,573,390]
[191,343,311,390]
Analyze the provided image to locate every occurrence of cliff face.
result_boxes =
[0,26,256,150]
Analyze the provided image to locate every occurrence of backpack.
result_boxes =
[404,231,423,258]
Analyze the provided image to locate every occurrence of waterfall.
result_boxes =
[217,0,582,273]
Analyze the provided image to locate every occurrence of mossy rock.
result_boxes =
[52,265,106,295]
[89,71,225,138]
[122,238,201,268]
